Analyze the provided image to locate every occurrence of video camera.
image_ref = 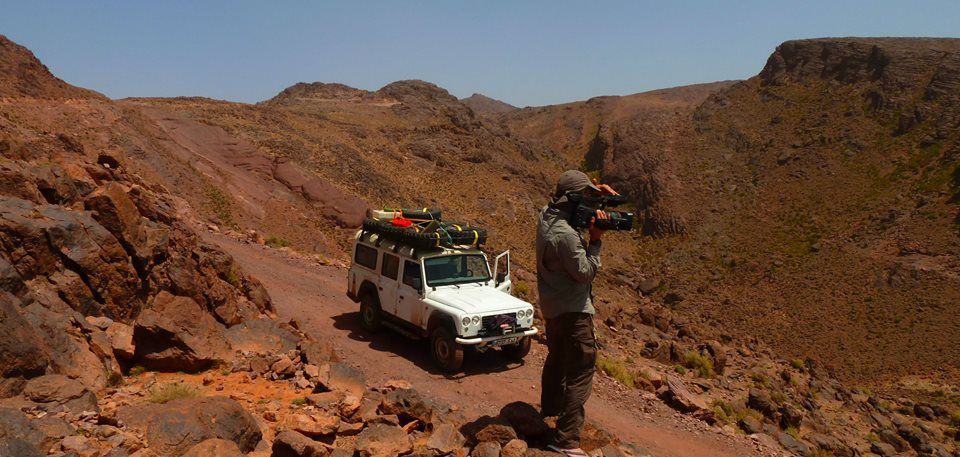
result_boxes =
[567,192,634,231]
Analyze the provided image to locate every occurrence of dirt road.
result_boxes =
[211,234,780,457]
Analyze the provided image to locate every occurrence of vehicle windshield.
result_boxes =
[424,254,490,287]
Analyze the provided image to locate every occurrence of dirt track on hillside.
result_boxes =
[210,234,781,457]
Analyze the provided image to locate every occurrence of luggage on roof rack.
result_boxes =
[370,208,441,221]
[361,209,486,249]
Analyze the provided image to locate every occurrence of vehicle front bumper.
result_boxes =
[455,327,538,345]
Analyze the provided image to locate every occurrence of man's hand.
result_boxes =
[592,178,619,196]
[589,210,609,242]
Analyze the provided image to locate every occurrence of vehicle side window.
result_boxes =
[402,260,422,290]
[355,244,378,270]
[381,253,399,280]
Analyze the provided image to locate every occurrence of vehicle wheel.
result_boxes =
[430,326,464,373]
[359,293,383,333]
[502,336,532,360]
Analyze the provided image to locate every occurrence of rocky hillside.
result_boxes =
[0,35,103,100]
[124,79,563,269]
[503,37,960,392]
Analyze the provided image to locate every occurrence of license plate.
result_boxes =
[491,336,519,347]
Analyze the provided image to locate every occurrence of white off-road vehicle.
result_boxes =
[346,215,537,372]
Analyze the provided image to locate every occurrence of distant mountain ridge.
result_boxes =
[460,93,517,115]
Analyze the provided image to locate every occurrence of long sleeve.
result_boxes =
[557,231,601,284]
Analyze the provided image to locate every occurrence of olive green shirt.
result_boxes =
[535,204,601,319]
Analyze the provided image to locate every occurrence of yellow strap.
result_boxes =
[471,230,478,245]
[433,233,440,247]
[452,224,461,231]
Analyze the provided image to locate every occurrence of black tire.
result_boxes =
[400,208,441,220]
[430,325,464,373]
[502,336,532,361]
[362,218,487,249]
[359,293,383,333]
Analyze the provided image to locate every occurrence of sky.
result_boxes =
[2,1,959,107]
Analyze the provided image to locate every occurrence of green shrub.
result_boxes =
[771,391,788,403]
[512,281,531,300]
[105,371,124,387]
[711,399,736,425]
[790,358,805,370]
[148,382,199,404]
[785,426,801,440]
[950,410,960,426]
[751,372,770,387]
[291,397,308,406]
[596,355,636,388]
[204,186,237,229]
[265,235,291,249]
[128,365,147,376]
[673,365,687,375]
[683,351,715,378]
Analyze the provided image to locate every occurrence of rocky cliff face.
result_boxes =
[0,35,104,100]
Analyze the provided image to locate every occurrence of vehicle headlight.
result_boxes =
[461,316,471,327]
[471,316,481,326]
[523,309,533,318]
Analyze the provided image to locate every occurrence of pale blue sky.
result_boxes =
[2,1,958,107]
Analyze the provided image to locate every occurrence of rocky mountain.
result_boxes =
[461,93,517,116]
[0,35,103,100]
[505,37,960,386]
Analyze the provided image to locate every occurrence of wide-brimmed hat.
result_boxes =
[554,170,600,196]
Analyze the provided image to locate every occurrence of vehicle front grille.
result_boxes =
[479,313,518,337]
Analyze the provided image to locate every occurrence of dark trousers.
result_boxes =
[540,312,596,449]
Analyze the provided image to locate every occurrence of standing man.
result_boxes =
[536,170,616,456]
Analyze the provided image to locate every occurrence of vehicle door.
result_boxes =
[492,251,511,293]
[397,259,426,328]
[378,252,401,316]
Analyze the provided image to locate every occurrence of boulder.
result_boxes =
[21,374,99,413]
[300,339,338,365]
[379,388,433,424]
[133,291,231,371]
[355,424,412,457]
[19,302,109,388]
[0,292,49,378]
[738,415,763,434]
[660,375,708,414]
[321,363,366,398]
[501,439,527,457]
[118,396,261,456]
[776,431,809,455]
[474,423,517,446]
[0,407,45,455]
[284,413,340,437]
[747,388,778,419]
[499,401,550,438]
[106,321,136,360]
[84,182,169,266]
[272,430,329,457]
[470,441,501,457]
[225,318,299,354]
[182,438,245,457]
[425,423,465,455]
[0,197,140,318]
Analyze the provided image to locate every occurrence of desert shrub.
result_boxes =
[790,358,805,370]
[597,355,636,388]
[805,449,835,457]
[950,409,960,426]
[105,371,124,387]
[711,399,736,425]
[204,186,237,229]
[128,365,147,376]
[512,281,531,300]
[771,391,788,403]
[224,265,241,287]
[148,382,199,404]
[674,365,687,375]
[751,372,770,387]
[291,397,308,406]
[265,235,291,249]
[683,351,715,378]
[785,426,801,440]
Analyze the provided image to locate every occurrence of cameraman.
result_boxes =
[536,170,616,456]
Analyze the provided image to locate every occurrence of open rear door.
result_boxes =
[492,251,511,293]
